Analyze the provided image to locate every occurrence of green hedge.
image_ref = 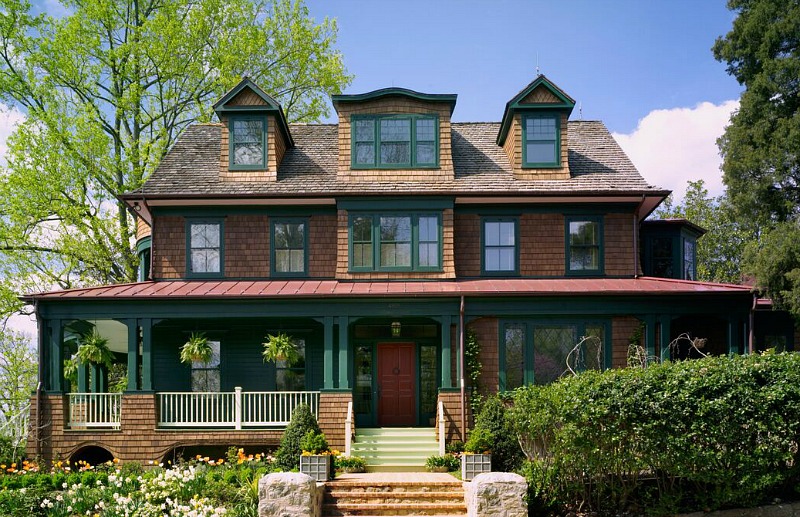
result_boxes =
[511,353,800,515]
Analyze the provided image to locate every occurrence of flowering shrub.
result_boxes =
[0,450,277,517]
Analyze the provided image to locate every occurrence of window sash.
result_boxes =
[523,114,559,167]
[189,222,222,275]
[350,213,441,271]
[352,115,438,168]
[275,339,306,391]
[273,221,306,275]
[567,219,602,273]
[230,117,266,169]
[483,220,517,273]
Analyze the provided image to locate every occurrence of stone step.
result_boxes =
[321,502,467,516]
[326,490,464,505]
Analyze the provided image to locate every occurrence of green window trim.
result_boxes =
[565,215,604,276]
[136,236,152,282]
[348,212,443,273]
[229,115,267,171]
[682,236,697,281]
[481,217,519,276]
[350,114,440,169]
[522,112,561,168]
[185,218,225,279]
[498,319,611,391]
[271,218,309,277]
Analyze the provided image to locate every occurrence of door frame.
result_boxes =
[353,337,440,428]
[376,342,415,427]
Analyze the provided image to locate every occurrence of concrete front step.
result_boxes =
[323,479,466,517]
[353,427,439,472]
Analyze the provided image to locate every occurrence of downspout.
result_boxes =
[749,293,756,354]
[459,296,466,442]
[633,195,645,277]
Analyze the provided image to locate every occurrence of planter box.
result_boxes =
[462,453,491,481]
[300,454,332,481]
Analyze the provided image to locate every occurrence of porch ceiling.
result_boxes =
[23,277,752,302]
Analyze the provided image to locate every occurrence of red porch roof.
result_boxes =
[23,277,752,302]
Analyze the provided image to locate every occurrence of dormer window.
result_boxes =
[230,116,266,170]
[352,115,438,168]
[523,113,559,167]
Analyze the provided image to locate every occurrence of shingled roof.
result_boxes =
[134,121,666,197]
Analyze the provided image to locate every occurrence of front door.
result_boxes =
[377,343,415,426]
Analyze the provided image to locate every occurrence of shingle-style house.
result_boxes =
[25,76,761,468]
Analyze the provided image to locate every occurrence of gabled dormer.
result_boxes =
[332,88,457,182]
[213,78,294,182]
[497,75,575,180]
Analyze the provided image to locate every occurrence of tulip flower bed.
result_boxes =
[0,449,276,517]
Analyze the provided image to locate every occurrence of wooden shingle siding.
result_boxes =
[454,213,480,277]
[136,216,151,240]
[317,392,352,450]
[228,89,269,106]
[152,216,185,280]
[335,209,455,280]
[520,213,565,276]
[604,213,638,276]
[468,317,499,394]
[225,215,269,278]
[309,214,337,277]
[612,316,643,368]
[520,84,560,104]
[335,97,454,181]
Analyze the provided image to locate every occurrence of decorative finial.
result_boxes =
[579,101,583,120]
[536,52,540,75]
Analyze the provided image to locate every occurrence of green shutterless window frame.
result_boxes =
[347,212,443,272]
[565,215,604,276]
[228,115,267,171]
[480,216,520,276]
[521,112,561,168]
[185,218,225,279]
[270,217,309,277]
[350,114,440,169]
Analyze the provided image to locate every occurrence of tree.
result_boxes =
[0,328,36,446]
[713,0,800,225]
[713,0,800,316]
[653,180,754,284]
[0,0,351,317]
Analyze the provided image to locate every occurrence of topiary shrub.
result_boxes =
[274,403,321,471]
[472,395,523,472]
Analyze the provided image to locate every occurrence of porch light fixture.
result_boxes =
[391,321,401,337]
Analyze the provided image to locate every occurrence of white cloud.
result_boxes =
[0,105,25,165]
[612,100,739,201]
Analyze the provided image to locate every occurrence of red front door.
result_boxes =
[377,343,415,426]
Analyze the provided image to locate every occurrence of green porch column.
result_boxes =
[77,363,89,392]
[644,316,657,358]
[49,319,63,393]
[141,318,153,391]
[660,317,671,362]
[126,319,138,391]
[338,317,349,389]
[323,316,334,390]
[440,315,452,388]
[90,364,108,392]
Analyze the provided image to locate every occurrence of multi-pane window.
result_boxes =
[230,117,266,169]
[651,237,674,277]
[273,220,306,275]
[188,221,222,276]
[191,340,220,392]
[350,213,441,271]
[567,218,602,273]
[275,339,305,391]
[483,219,517,273]
[683,239,696,280]
[500,321,607,390]
[523,113,559,166]
[352,115,438,168]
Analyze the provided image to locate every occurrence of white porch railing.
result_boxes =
[157,389,320,429]
[68,393,122,430]
[438,399,446,455]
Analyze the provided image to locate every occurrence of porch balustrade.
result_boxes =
[68,393,122,430]
[157,388,320,429]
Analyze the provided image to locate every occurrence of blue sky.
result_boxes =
[305,0,743,199]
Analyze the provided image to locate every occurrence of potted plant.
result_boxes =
[262,332,301,365]
[299,430,333,481]
[77,329,114,368]
[425,453,460,473]
[462,428,493,481]
[334,455,367,474]
[179,332,213,364]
